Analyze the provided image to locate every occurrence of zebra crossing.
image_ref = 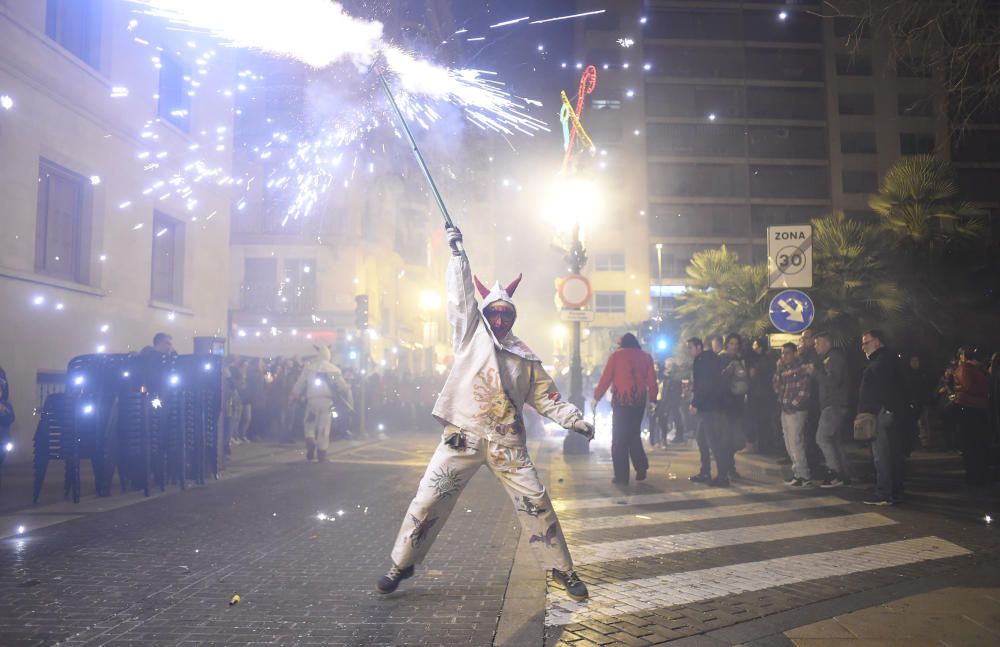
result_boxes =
[547,485,972,630]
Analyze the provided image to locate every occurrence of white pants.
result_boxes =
[781,410,810,480]
[303,398,333,451]
[391,429,573,573]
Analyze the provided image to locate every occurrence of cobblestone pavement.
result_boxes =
[541,440,1000,647]
[0,433,522,646]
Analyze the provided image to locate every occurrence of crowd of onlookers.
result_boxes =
[219,354,445,454]
[593,328,1000,502]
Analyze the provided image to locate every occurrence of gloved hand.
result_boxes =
[446,226,463,256]
[572,419,595,441]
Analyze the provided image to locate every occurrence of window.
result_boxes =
[842,170,879,194]
[900,132,936,155]
[841,132,877,154]
[958,168,1000,202]
[158,52,191,132]
[748,126,827,159]
[651,204,747,237]
[953,130,1000,162]
[745,48,824,81]
[591,99,621,110]
[648,163,747,198]
[750,165,830,199]
[151,213,184,305]
[595,292,626,313]
[647,8,741,40]
[897,57,932,78]
[646,45,744,79]
[281,259,316,314]
[594,252,626,272]
[750,205,826,234]
[242,258,277,311]
[836,53,872,76]
[646,83,744,119]
[743,10,821,43]
[898,94,933,117]
[647,123,745,157]
[833,17,868,39]
[838,93,875,115]
[747,87,825,120]
[46,0,101,69]
[35,160,90,283]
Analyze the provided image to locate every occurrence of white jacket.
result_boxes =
[293,358,352,406]
[431,254,583,448]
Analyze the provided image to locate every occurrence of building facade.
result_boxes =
[0,0,234,455]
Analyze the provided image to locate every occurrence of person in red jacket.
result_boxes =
[953,347,991,485]
[594,333,658,486]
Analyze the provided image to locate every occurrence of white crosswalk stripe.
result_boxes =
[552,484,785,512]
[560,495,849,533]
[548,536,970,626]
[571,513,895,565]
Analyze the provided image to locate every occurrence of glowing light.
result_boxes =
[167,312,176,321]
[73,375,84,386]
[238,329,247,337]
[4,442,13,452]
[537,44,544,51]
[82,404,94,414]
[169,374,180,385]
[32,295,45,306]
[55,303,64,310]
[987,514,993,524]
[316,512,328,520]
[123,371,131,378]
[331,410,339,418]
[634,129,641,136]
[90,175,101,186]
[617,38,634,48]
[639,16,648,24]
[0,95,13,110]
[314,378,322,387]
[708,113,717,121]
[151,397,162,409]
[779,11,788,20]
[625,89,635,98]
[110,86,129,98]
[377,423,385,431]
[643,63,652,71]
[419,291,442,311]
[490,16,530,28]
[349,351,358,360]
[203,362,212,371]
[529,10,606,25]
[16,525,26,535]
[100,324,110,333]
[336,509,345,516]
[96,345,107,353]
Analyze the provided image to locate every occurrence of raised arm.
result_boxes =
[445,228,480,351]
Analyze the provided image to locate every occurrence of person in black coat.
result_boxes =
[687,337,732,486]
[858,330,908,506]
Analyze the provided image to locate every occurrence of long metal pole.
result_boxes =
[375,67,459,234]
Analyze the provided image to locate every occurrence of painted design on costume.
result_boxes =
[489,445,532,472]
[514,495,547,517]
[429,466,462,498]
[405,514,438,547]
[529,521,560,548]
[472,368,524,437]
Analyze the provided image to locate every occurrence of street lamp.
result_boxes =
[655,243,664,315]
[543,178,602,454]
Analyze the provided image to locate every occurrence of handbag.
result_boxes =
[853,412,877,441]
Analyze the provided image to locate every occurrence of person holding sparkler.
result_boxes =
[377,227,594,602]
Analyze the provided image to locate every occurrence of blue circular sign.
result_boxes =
[769,289,815,334]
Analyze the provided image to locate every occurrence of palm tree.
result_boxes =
[868,154,985,257]
[673,246,770,341]
[810,213,906,345]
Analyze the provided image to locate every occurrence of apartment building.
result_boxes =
[0,0,235,453]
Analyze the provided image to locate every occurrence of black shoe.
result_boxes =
[611,478,629,486]
[689,474,711,483]
[306,447,315,461]
[552,569,589,602]
[635,469,647,481]
[376,563,414,593]
[708,477,730,487]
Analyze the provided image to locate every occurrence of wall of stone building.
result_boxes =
[0,2,233,460]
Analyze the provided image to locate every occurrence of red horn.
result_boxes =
[505,273,523,297]
[473,275,491,298]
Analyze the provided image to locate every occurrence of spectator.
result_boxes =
[594,333,658,486]
[953,347,991,485]
[221,355,242,455]
[805,332,849,487]
[233,358,252,444]
[798,329,825,478]
[687,337,732,487]
[773,342,812,487]
[746,337,778,454]
[653,359,685,447]
[721,333,748,478]
[858,329,908,505]
[140,332,174,357]
[710,335,725,355]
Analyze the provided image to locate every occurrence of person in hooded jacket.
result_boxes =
[291,346,353,462]
[953,347,991,485]
[377,227,595,601]
[594,333,658,486]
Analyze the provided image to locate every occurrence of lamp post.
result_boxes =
[563,221,589,455]
[655,243,664,315]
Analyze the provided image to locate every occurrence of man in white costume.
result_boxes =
[291,346,353,462]
[377,227,594,601]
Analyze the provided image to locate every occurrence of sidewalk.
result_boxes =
[0,436,377,538]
